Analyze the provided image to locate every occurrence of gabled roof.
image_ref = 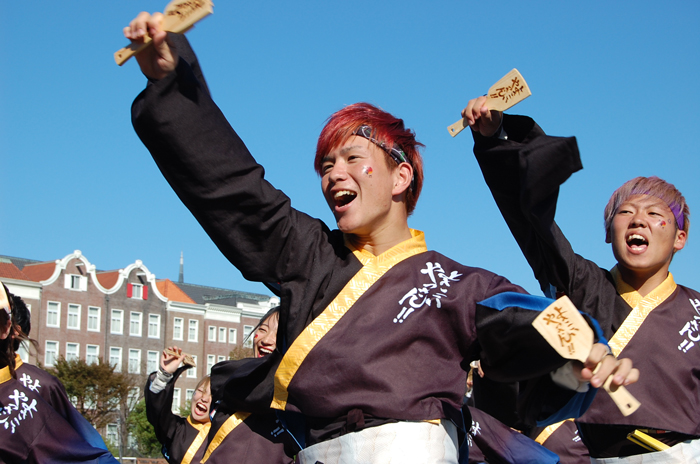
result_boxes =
[0,256,42,271]
[0,261,31,281]
[96,271,120,290]
[156,279,196,304]
[21,262,56,282]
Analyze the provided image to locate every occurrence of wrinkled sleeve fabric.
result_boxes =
[472,115,626,336]
[131,35,332,287]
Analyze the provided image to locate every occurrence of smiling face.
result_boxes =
[189,379,211,424]
[608,194,687,291]
[253,312,278,358]
[321,136,409,238]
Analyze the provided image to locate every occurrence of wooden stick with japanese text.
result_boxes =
[447,68,532,137]
[164,348,196,367]
[114,0,213,66]
[532,296,641,417]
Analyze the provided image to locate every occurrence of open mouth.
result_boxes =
[333,190,357,209]
[626,233,648,251]
[195,402,208,415]
[257,347,272,357]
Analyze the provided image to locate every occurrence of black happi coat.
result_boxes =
[145,367,294,464]
[15,357,111,451]
[0,365,119,464]
[145,368,209,463]
[473,114,700,457]
[133,35,594,446]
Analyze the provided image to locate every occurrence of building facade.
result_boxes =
[0,250,278,416]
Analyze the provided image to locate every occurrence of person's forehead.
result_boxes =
[619,194,672,212]
[330,136,381,156]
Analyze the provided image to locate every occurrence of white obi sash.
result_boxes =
[296,420,459,464]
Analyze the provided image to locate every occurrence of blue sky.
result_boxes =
[2,1,698,297]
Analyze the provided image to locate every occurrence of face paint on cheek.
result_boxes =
[363,166,373,177]
[660,220,667,228]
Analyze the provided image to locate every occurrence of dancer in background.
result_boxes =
[464,96,699,462]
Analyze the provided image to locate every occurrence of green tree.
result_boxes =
[49,356,143,459]
[127,399,162,458]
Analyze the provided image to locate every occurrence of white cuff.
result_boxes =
[550,361,590,392]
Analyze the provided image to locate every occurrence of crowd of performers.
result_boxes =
[0,8,697,462]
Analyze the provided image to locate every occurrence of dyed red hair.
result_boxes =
[315,103,424,216]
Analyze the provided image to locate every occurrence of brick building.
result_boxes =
[0,250,278,417]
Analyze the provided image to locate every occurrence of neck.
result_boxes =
[617,264,671,297]
[345,223,413,256]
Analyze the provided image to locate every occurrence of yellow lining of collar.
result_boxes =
[200,412,251,463]
[608,267,676,356]
[0,366,11,385]
[535,419,574,445]
[271,230,427,410]
[181,417,211,464]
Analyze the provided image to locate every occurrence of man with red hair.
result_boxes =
[464,96,699,462]
[123,13,637,463]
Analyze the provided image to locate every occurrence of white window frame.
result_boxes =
[188,319,198,342]
[172,388,181,414]
[67,304,81,330]
[86,345,99,365]
[186,389,195,403]
[65,274,87,291]
[130,312,142,337]
[229,328,237,344]
[131,283,143,299]
[66,342,79,361]
[208,325,216,341]
[106,424,118,445]
[111,309,123,335]
[217,355,226,363]
[45,341,59,367]
[46,301,60,328]
[243,325,254,348]
[110,347,122,372]
[219,327,226,343]
[173,317,183,340]
[87,306,100,332]
[148,314,160,339]
[17,342,29,363]
[187,355,197,378]
[128,349,141,374]
[207,354,215,375]
[147,350,159,373]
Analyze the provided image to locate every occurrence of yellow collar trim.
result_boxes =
[535,419,574,445]
[0,366,11,385]
[181,417,211,464]
[608,267,677,356]
[14,354,22,370]
[271,229,428,410]
[200,412,251,463]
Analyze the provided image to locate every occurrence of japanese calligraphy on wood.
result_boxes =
[447,68,532,137]
[533,296,640,417]
[114,0,214,66]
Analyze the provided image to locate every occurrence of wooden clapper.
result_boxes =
[532,296,640,416]
[447,68,531,137]
[114,0,214,66]
[164,348,197,367]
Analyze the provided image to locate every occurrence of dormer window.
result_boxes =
[65,274,87,291]
[127,283,147,300]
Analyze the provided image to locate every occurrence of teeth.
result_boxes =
[259,347,272,354]
[627,234,647,242]
[334,190,355,199]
